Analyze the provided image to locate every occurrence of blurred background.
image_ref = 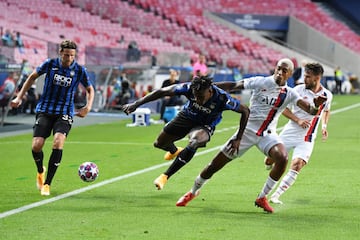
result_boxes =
[0,0,359,122]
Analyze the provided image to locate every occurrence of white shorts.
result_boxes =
[280,130,314,163]
[221,128,283,160]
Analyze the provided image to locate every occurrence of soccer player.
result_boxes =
[176,58,327,213]
[11,40,94,196]
[121,75,249,190]
[264,62,332,204]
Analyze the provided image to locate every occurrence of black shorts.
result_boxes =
[33,113,73,138]
[163,111,214,139]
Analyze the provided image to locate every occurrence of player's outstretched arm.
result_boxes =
[121,85,177,115]
[297,95,327,115]
[11,70,38,108]
[282,108,310,129]
[215,81,245,92]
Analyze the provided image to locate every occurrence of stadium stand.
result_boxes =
[132,0,360,54]
[1,0,358,73]
[1,0,195,66]
[62,0,286,73]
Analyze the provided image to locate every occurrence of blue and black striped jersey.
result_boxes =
[173,82,242,129]
[35,58,92,116]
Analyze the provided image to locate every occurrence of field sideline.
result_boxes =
[1,95,359,239]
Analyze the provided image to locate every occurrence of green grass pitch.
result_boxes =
[0,95,359,239]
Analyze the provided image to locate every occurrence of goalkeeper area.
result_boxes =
[0,94,359,239]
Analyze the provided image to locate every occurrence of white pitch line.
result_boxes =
[0,145,220,219]
[1,102,359,219]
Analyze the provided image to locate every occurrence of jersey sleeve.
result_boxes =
[214,86,242,111]
[80,66,92,88]
[243,76,265,90]
[323,90,333,111]
[36,59,51,75]
[224,94,241,111]
[173,82,191,95]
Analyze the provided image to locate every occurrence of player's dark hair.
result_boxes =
[305,63,324,76]
[59,40,77,52]
[190,75,213,91]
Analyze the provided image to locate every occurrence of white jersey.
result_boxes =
[221,76,302,159]
[280,84,333,143]
[244,75,301,136]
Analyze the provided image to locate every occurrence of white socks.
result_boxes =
[191,175,208,194]
[271,169,299,199]
[258,176,278,198]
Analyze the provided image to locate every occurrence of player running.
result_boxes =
[264,62,333,204]
[175,58,327,213]
[121,75,249,190]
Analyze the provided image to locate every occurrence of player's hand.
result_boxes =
[322,128,328,141]
[314,95,327,107]
[10,97,22,108]
[121,103,137,115]
[75,106,91,118]
[297,119,310,129]
[225,139,241,156]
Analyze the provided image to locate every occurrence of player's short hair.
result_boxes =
[190,75,213,91]
[305,63,324,76]
[59,40,77,52]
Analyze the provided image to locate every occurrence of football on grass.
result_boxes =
[78,162,99,182]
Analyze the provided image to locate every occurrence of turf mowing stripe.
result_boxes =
[1,103,359,219]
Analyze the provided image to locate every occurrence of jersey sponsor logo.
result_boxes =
[53,74,73,87]
[261,96,278,106]
[192,102,211,113]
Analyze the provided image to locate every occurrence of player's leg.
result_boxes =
[177,132,249,206]
[32,136,46,191]
[256,137,288,213]
[155,130,184,160]
[165,127,210,178]
[264,157,275,170]
[154,127,210,190]
[270,142,312,203]
[42,115,72,196]
[176,151,232,206]
[154,113,191,160]
[32,113,52,191]
[270,158,305,204]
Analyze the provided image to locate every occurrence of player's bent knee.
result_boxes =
[189,138,208,149]
[153,141,161,149]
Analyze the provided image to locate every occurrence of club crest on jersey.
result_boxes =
[53,73,72,87]
[70,70,75,77]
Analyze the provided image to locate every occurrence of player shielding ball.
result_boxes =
[122,75,249,191]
